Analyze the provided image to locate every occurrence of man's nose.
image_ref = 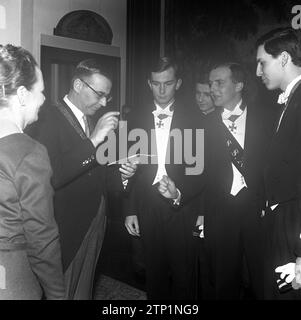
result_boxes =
[159,84,166,94]
[256,64,262,77]
[210,83,217,93]
[197,94,204,102]
[99,96,107,106]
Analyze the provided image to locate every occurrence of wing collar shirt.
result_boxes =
[222,99,248,196]
[152,100,174,186]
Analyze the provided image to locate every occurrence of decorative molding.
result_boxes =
[41,34,120,57]
[54,10,113,44]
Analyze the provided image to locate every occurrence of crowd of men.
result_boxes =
[25,26,301,300]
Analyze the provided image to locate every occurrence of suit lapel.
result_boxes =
[276,80,301,135]
[243,105,253,164]
[148,101,179,181]
[58,99,87,139]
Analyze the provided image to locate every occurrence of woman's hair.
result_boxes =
[0,44,38,105]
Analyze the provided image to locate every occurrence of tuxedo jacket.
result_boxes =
[126,102,205,223]
[204,102,272,213]
[264,82,301,208]
[26,100,124,270]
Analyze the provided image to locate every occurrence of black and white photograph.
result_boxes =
[0,0,301,312]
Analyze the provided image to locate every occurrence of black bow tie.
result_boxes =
[157,114,169,120]
[227,114,241,122]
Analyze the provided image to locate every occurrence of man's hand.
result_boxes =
[195,215,204,238]
[90,111,120,147]
[295,257,301,286]
[120,160,138,181]
[125,215,140,236]
[275,263,296,284]
[275,260,301,290]
[157,175,179,199]
[196,215,204,227]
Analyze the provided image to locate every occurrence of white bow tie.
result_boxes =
[277,91,289,105]
[222,109,243,121]
[152,110,173,118]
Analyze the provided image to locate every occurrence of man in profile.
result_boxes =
[256,27,301,299]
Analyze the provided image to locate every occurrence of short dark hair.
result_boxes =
[195,72,210,85]
[211,62,246,85]
[256,27,301,67]
[0,44,38,105]
[149,56,180,79]
[71,59,112,87]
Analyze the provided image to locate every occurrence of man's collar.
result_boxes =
[201,106,215,115]
[278,74,301,105]
[222,99,243,119]
[63,95,84,121]
[153,99,175,116]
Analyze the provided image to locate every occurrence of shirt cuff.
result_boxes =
[122,179,128,189]
[173,188,181,206]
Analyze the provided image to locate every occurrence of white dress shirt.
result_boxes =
[151,100,181,204]
[152,100,174,185]
[222,100,248,196]
[63,95,86,132]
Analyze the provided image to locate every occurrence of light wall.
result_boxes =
[0,0,127,105]
[0,0,22,45]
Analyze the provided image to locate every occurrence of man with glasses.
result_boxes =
[27,59,137,299]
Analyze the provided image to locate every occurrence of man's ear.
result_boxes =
[281,51,290,67]
[73,78,83,93]
[235,82,244,93]
[175,78,182,90]
[16,86,28,106]
[147,79,152,90]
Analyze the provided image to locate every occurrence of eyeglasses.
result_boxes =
[79,78,112,102]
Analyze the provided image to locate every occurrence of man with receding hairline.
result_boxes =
[203,62,268,299]
[27,59,137,299]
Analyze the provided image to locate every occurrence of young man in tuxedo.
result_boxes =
[124,57,205,299]
[203,62,269,299]
[27,59,137,299]
[256,27,301,299]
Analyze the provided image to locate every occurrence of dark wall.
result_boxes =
[126,0,161,112]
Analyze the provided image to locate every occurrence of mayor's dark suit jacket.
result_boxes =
[26,100,124,270]
[264,81,301,258]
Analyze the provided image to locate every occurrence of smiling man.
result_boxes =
[256,27,301,299]
[195,72,215,116]
[202,62,269,299]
